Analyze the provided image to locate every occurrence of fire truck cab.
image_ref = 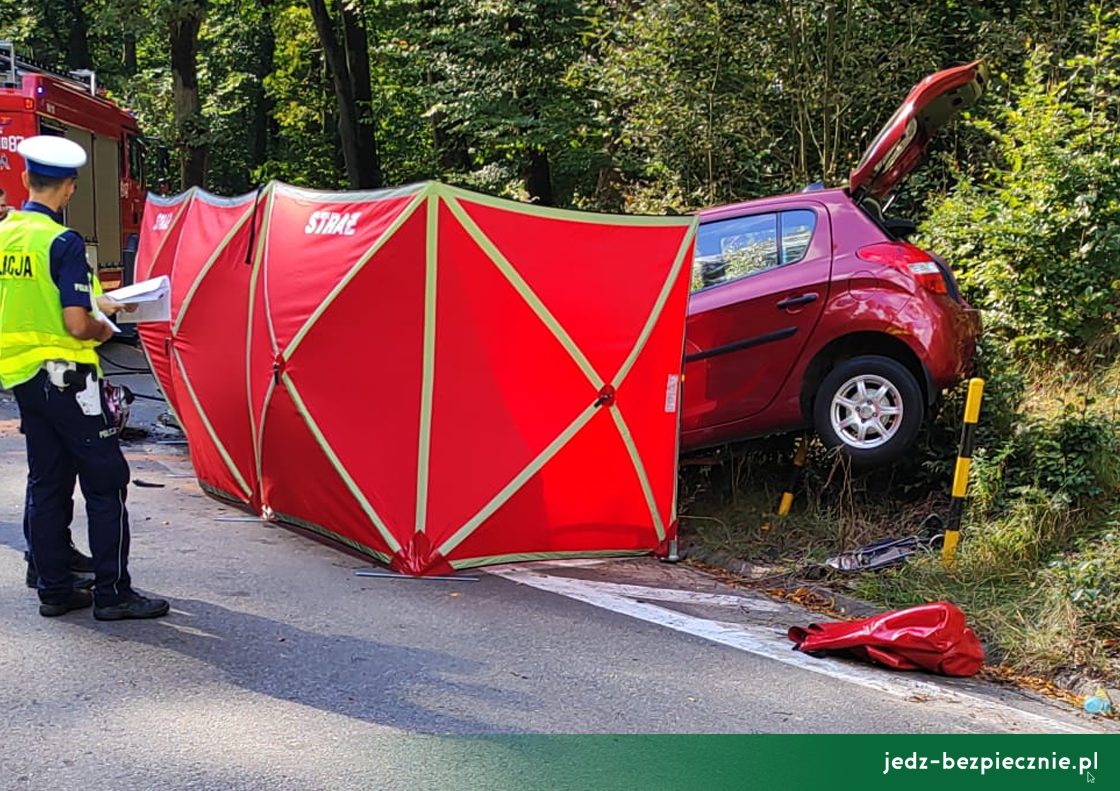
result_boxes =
[0,41,146,290]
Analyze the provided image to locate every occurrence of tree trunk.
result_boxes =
[62,0,92,71]
[307,0,364,188]
[425,68,471,172]
[524,149,553,206]
[339,0,381,188]
[123,35,137,76]
[169,1,209,188]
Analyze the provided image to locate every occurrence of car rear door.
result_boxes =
[682,204,832,431]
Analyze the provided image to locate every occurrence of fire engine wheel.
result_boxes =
[812,355,923,468]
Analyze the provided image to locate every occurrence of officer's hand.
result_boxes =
[95,296,137,316]
[97,320,116,343]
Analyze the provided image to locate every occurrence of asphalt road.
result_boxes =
[0,340,1112,790]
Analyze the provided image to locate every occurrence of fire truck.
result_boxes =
[0,41,146,289]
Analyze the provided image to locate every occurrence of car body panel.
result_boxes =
[683,200,832,432]
[849,60,988,200]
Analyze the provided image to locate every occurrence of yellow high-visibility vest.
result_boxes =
[0,210,101,388]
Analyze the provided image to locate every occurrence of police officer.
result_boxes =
[0,135,168,619]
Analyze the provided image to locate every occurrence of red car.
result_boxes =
[680,61,986,467]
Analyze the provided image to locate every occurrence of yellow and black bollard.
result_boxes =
[763,433,810,530]
[778,433,810,517]
[942,378,985,567]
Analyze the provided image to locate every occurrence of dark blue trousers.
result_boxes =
[23,462,76,569]
[14,369,133,606]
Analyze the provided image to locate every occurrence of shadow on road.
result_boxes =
[81,592,536,734]
[1,513,534,734]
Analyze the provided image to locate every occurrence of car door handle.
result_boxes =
[776,293,819,310]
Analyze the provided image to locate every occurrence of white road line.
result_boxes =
[504,577,785,610]
[486,561,783,609]
[490,567,1098,734]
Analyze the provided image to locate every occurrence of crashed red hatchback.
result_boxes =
[681,61,986,467]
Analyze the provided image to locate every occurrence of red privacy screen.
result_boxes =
[138,181,696,575]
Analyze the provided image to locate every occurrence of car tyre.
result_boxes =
[812,355,923,468]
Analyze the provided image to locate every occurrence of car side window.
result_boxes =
[693,214,777,290]
[780,210,817,265]
[692,209,818,291]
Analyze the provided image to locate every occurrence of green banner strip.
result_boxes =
[281,372,402,553]
[331,735,1113,791]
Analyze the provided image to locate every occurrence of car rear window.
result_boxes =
[692,209,818,291]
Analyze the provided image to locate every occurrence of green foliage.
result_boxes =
[588,0,778,209]
[1046,529,1120,638]
[920,18,1120,352]
[195,0,273,194]
[0,0,1100,204]
[255,2,343,189]
[404,0,608,205]
[589,0,1094,213]
[890,336,1026,496]
[971,401,1120,512]
[839,351,1120,680]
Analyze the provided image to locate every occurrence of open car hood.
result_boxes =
[849,60,988,200]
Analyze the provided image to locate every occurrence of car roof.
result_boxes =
[696,187,849,222]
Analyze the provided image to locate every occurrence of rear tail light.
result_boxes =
[857,241,948,295]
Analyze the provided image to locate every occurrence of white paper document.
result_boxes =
[92,309,121,334]
[104,275,171,323]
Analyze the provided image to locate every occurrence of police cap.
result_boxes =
[17,135,88,179]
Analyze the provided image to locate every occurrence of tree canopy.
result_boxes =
[0,0,1096,202]
[5,1,1118,352]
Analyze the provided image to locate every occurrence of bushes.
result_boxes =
[859,13,1120,680]
[971,403,1120,513]
[920,21,1120,353]
[1047,530,1120,641]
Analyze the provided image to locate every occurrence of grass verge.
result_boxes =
[678,357,1120,695]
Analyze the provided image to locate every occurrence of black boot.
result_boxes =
[39,589,94,617]
[25,544,95,587]
[68,545,95,573]
[93,593,170,621]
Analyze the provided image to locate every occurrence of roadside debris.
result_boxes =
[787,601,985,676]
[822,514,945,573]
[1084,688,1113,715]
